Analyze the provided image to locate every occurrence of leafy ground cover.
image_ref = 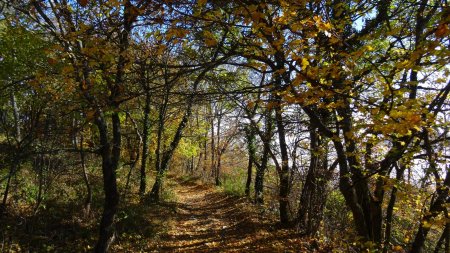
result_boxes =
[1,174,332,252]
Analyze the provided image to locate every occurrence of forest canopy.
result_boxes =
[0,0,449,252]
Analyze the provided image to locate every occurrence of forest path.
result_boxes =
[142,175,323,252]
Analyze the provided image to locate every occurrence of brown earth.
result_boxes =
[131,176,330,252]
[1,175,331,252]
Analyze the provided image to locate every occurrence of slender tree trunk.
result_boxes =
[155,90,168,175]
[254,109,272,204]
[149,112,191,202]
[34,155,44,214]
[202,107,208,176]
[190,155,194,174]
[274,101,290,225]
[215,151,222,186]
[79,132,92,216]
[245,158,253,197]
[336,102,381,242]
[0,163,16,217]
[149,79,170,203]
[383,164,404,253]
[94,113,121,253]
[214,114,222,186]
[202,115,208,177]
[124,162,134,198]
[1,92,22,216]
[254,145,268,205]
[210,113,215,178]
[123,129,140,198]
[10,91,21,142]
[245,125,256,197]
[148,66,210,202]
[411,172,450,253]
[196,152,203,172]
[140,90,151,195]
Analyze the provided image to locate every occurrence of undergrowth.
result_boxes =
[220,169,246,197]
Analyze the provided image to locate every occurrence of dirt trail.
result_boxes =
[144,177,324,252]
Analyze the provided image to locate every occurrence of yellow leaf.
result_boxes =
[422,220,432,229]
[301,58,309,69]
[393,245,403,252]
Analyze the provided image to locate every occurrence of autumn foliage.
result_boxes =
[0,0,449,252]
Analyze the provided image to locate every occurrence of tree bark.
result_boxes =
[383,164,404,253]
[214,109,222,186]
[210,108,216,179]
[254,108,272,204]
[95,0,131,248]
[297,119,330,235]
[139,89,151,195]
[274,99,290,225]
[434,219,449,253]
[94,113,120,253]
[149,109,191,202]
[33,154,45,215]
[78,131,92,216]
[1,91,22,216]
[148,65,212,202]
[10,91,21,142]
[0,162,17,217]
[245,125,256,197]
[411,171,450,252]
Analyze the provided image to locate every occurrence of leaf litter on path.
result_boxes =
[116,176,330,252]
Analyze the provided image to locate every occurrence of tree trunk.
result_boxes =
[139,90,151,195]
[383,164,404,253]
[149,75,171,203]
[255,109,272,204]
[335,101,382,243]
[0,163,17,217]
[149,112,191,202]
[215,151,222,186]
[214,112,222,186]
[210,112,216,178]
[411,172,450,253]
[94,113,120,253]
[155,87,169,175]
[1,92,22,216]
[274,101,290,225]
[297,121,329,235]
[148,66,210,202]
[189,155,194,174]
[255,142,268,205]
[10,91,21,142]
[34,155,45,215]
[245,126,256,197]
[79,132,92,216]
[434,220,449,253]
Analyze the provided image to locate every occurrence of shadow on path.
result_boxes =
[142,176,326,252]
